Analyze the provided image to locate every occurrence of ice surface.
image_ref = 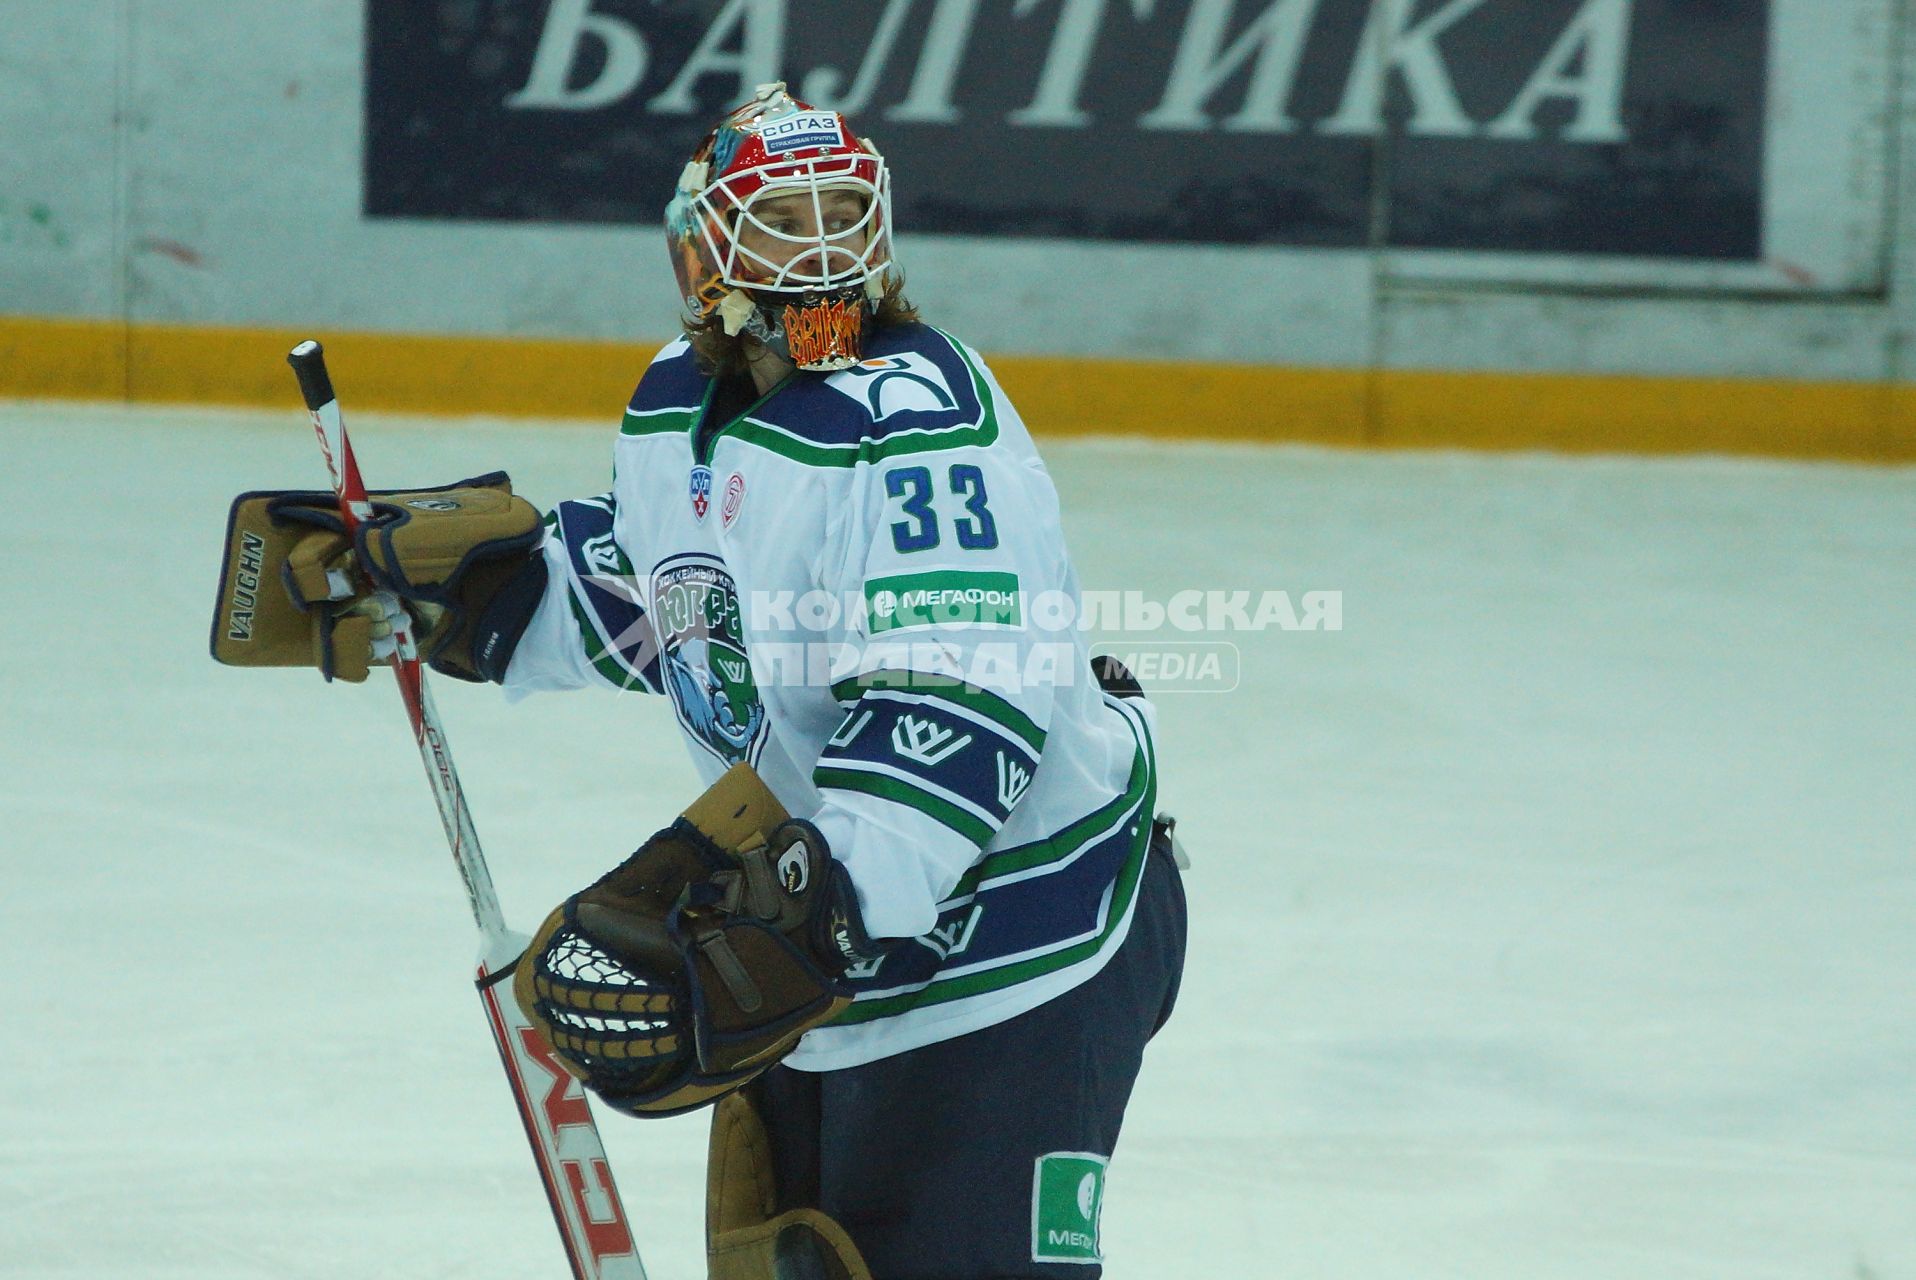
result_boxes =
[1,399,1912,1278]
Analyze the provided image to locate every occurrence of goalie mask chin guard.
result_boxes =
[667,81,895,372]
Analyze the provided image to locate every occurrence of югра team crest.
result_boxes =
[652,554,766,765]
[689,464,713,521]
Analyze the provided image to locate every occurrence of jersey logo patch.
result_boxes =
[721,471,746,528]
[843,952,887,982]
[688,465,713,521]
[653,556,766,766]
[827,352,960,421]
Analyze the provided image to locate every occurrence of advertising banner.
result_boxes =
[365,0,1768,260]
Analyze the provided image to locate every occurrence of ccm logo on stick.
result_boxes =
[516,1025,640,1268]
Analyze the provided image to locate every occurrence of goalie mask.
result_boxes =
[667,82,895,371]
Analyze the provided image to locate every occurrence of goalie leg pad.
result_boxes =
[707,1091,873,1280]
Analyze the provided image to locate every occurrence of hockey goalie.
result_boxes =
[213,83,1187,1279]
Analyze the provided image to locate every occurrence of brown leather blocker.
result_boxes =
[209,491,361,674]
[209,474,539,683]
[707,1091,873,1280]
[352,477,541,680]
[353,479,535,590]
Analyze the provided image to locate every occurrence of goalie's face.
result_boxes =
[731,187,874,290]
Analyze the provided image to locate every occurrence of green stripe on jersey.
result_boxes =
[950,712,1149,896]
[712,329,1001,467]
[621,405,698,438]
[814,766,997,846]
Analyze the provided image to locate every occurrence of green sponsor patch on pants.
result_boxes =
[1031,1151,1107,1264]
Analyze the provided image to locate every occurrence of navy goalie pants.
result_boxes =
[750,833,1188,1279]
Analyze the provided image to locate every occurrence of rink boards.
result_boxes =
[2,0,1913,458]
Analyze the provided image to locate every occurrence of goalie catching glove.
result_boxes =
[514,764,888,1117]
[210,472,546,683]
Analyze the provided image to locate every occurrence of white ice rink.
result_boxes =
[2,399,1912,1279]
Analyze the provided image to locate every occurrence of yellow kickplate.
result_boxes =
[3,314,1910,460]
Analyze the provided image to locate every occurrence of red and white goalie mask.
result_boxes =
[667,82,895,371]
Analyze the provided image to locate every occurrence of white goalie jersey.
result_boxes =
[503,323,1159,1071]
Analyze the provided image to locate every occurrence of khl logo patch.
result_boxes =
[1031,1152,1106,1265]
[689,465,713,521]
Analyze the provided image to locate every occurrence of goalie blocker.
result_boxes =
[210,472,548,683]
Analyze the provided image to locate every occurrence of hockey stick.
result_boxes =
[287,340,647,1280]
